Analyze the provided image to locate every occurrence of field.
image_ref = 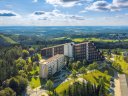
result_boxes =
[72,37,119,43]
[54,37,120,43]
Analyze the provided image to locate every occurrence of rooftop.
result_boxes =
[74,42,89,46]
[41,42,90,50]
[41,44,65,50]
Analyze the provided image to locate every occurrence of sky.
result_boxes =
[0,0,128,26]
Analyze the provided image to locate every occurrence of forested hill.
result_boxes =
[0,34,18,46]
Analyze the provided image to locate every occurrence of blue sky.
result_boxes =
[0,0,128,26]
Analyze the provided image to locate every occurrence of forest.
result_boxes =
[0,30,128,96]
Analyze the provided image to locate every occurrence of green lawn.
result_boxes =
[81,70,111,89]
[114,55,128,74]
[55,80,73,95]
[29,66,41,89]
[55,70,111,95]
[29,77,41,89]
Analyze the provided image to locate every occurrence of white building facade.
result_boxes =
[39,54,65,78]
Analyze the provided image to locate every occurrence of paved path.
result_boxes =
[26,86,48,96]
[114,76,121,96]
[114,71,121,96]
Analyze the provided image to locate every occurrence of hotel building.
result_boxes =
[39,42,104,78]
[41,42,104,61]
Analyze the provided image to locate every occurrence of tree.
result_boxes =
[29,48,35,56]
[87,62,98,71]
[17,76,28,93]
[71,70,77,82]
[0,87,16,96]
[45,80,54,92]
[98,77,106,96]
[9,77,19,94]
[15,58,27,70]
[78,67,86,74]
[22,50,29,59]
[27,64,33,72]
[8,76,28,95]
[18,70,27,78]
[31,54,42,62]
[104,70,108,75]
[83,59,87,66]
[26,57,32,64]
[33,62,37,70]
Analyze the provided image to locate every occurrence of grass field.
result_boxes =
[53,36,128,43]
[55,70,111,95]
[72,37,118,43]
[29,66,41,89]
[114,55,128,74]
[29,77,41,89]
[82,70,111,89]
[55,80,73,95]
[72,38,86,42]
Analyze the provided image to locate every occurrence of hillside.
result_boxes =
[0,34,17,46]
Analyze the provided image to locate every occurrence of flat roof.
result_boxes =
[119,74,128,96]
[41,44,65,50]
[74,42,89,46]
[39,54,64,65]
[41,42,90,50]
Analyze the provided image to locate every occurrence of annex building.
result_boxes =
[39,54,65,78]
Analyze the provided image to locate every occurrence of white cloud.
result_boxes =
[85,0,121,11]
[86,1,110,11]
[30,9,85,21]
[79,10,87,13]
[0,10,128,26]
[113,0,128,8]
[33,0,38,3]
[85,0,128,12]
[45,0,92,7]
